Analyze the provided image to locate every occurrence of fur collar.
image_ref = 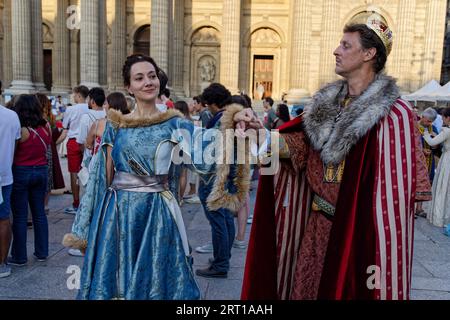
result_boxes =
[303,73,399,165]
[107,108,183,128]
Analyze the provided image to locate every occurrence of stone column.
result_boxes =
[421,0,447,85]
[150,0,169,73]
[109,0,127,92]
[7,0,35,93]
[80,0,99,88]
[319,0,339,86]
[52,0,72,94]
[390,0,416,92]
[286,0,311,103]
[70,0,80,89]
[172,0,185,97]
[219,0,241,94]
[2,0,12,89]
[99,0,107,88]
[31,0,46,92]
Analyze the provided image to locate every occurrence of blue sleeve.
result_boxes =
[172,118,216,175]
[71,124,114,240]
[102,121,117,146]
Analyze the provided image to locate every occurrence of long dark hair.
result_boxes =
[174,100,192,120]
[122,54,168,95]
[36,93,55,127]
[277,104,290,123]
[13,94,46,128]
[107,92,130,115]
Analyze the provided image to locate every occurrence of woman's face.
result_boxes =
[444,116,450,126]
[127,61,160,103]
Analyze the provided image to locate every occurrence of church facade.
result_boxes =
[0,0,447,102]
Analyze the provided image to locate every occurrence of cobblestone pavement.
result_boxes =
[0,157,449,300]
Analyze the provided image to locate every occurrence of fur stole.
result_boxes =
[206,104,252,213]
[303,73,400,165]
[107,108,183,128]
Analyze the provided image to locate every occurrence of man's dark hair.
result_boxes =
[231,95,249,108]
[193,95,204,105]
[88,87,106,107]
[241,93,252,109]
[264,97,274,107]
[344,24,387,73]
[73,85,90,99]
[277,103,290,123]
[201,83,232,109]
[13,94,46,128]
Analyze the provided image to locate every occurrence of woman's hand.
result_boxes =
[234,109,264,137]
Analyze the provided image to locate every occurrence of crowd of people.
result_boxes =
[0,10,449,301]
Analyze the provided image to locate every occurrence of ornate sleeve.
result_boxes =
[281,130,309,173]
[62,122,115,251]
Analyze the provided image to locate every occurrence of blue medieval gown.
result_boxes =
[67,106,249,300]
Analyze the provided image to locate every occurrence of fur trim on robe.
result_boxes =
[206,104,252,213]
[303,73,399,165]
[107,108,183,128]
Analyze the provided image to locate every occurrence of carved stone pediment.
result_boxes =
[192,27,220,45]
[251,28,281,47]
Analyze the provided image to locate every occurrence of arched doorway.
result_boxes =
[248,28,282,100]
[133,25,150,55]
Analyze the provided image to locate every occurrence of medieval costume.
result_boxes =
[418,123,439,182]
[241,74,432,300]
[423,127,450,228]
[63,105,249,300]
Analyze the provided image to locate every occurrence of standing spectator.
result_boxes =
[193,95,213,127]
[263,97,276,129]
[0,102,21,278]
[195,83,237,278]
[76,88,106,188]
[56,86,89,215]
[9,95,51,266]
[174,100,193,205]
[36,93,65,213]
[422,107,450,229]
[271,103,291,129]
[416,107,440,218]
[162,88,174,109]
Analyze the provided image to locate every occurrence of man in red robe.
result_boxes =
[241,12,432,300]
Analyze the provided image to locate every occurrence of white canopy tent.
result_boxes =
[402,79,442,102]
[421,81,450,102]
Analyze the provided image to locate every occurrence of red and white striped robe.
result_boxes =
[273,99,426,300]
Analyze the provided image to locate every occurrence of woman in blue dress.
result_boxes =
[63,54,253,300]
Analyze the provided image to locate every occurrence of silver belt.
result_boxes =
[110,171,169,193]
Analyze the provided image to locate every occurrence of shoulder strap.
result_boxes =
[28,127,48,152]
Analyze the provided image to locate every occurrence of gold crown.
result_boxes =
[349,12,393,56]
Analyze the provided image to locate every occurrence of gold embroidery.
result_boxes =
[323,159,345,183]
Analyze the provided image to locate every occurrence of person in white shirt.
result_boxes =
[56,86,89,215]
[0,104,22,278]
[76,88,106,186]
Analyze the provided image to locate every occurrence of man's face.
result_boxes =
[334,32,368,77]
[263,100,269,110]
[420,117,433,127]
